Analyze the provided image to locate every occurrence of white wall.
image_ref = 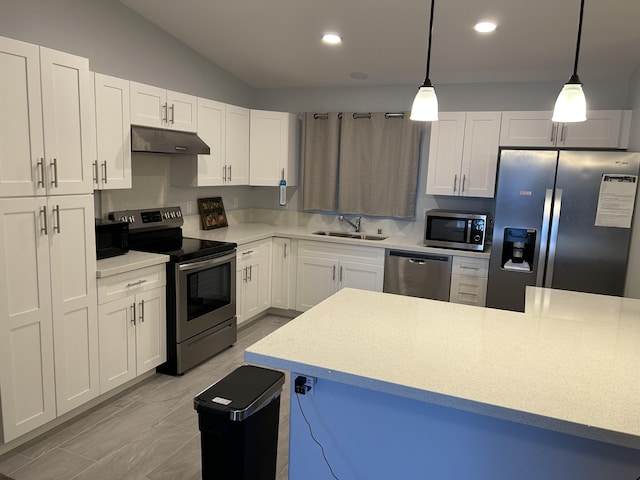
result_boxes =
[624,65,640,298]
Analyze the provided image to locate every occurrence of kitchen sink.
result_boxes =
[311,231,388,241]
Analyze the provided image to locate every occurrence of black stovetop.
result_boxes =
[129,228,236,262]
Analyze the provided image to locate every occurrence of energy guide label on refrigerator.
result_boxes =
[595,174,638,228]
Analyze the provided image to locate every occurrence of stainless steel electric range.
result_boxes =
[109,206,237,374]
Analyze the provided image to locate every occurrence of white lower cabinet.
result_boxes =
[236,240,272,326]
[295,241,384,312]
[271,237,297,310]
[97,265,166,393]
[0,195,97,442]
[449,256,489,307]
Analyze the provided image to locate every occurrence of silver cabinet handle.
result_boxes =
[139,299,144,323]
[283,243,288,258]
[102,161,108,184]
[40,206,48,235]
[131,303,136,325]
[169,104,175,124]
[242,250,254,255]
[126,279,147,288]
[162,103,167,123]
[332,264,336,281]
[248,264,252,281]
[53,205,61,233]
[551,123,557,143]
[223,165,227,182]
[453,174,458,193]
[228,165,232,182]
[51,158,58,188]
[243,266,247,282]
[462,174,466,193]
[339,265,343,282]
[93,160,99,186]
[560,124,567,143]
[37,158,45,187]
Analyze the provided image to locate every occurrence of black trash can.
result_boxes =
[194,365,285,480]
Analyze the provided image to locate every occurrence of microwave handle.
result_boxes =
[466,220,472,243]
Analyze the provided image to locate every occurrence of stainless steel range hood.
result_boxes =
[131,125,210,155]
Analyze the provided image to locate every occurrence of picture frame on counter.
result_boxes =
[198,197,228,230]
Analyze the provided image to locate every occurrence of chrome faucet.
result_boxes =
[339,215,361,232]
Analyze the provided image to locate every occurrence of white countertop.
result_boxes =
[96,251,170,278]
[182,221,491,259]
[245,287,640,449]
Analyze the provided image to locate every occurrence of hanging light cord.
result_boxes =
[421,0,436,87]
[570,0,585,82]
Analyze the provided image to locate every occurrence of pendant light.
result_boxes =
[410,0,438,121]
[552,0,587,123]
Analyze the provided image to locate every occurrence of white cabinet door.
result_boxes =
[167,90,197,132]
[130,81,166,128]
[460,112,501,198]
[450,275,487,306]
[0,36,45,197]
[295,256,338,312]
[426,113,465,196]
[499,111,555,147]
[250,110,298,187]
[98,296,136,392]
[49,195,98,415]
[339,260,384,292]
[93,73,131,190]
[195,98,225,186]
[559,110,623,148]
[226,105,250,185]
[236,240,271,325]
[135,286,167,375]
[271,238,295,309]
[40,47,93,196]
[0,197,56,442]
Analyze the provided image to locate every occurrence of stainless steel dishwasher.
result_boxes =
[383,250,452,301]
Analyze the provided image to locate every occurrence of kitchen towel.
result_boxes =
[301,112,341,211]
[338,112,421,218]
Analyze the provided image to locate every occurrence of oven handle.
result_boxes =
[178,251,236,272]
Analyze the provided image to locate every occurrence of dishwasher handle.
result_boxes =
[387,250,450,263]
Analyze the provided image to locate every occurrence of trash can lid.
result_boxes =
[194,365,285,421]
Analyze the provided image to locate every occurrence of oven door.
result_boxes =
[175,250,236,342]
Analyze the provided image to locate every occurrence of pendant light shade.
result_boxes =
[552,0,587,123]
[410,0,438,121]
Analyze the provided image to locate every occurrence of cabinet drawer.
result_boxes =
[451,256,489,278]
[97,265,166,305]
[450,275,487,306]
[237,239,269,264]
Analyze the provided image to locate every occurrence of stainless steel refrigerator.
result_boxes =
[486,149,639,312]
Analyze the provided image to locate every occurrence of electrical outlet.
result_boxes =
[294,375,316,395]
[186,201,192,214]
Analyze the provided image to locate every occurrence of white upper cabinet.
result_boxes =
[92,73,132,190]
[499,110,631,148]
[249,110,298,187]
[170,100,250,187]
[0,37,93,197]
[427,112,501,198]
[130,81,197,132]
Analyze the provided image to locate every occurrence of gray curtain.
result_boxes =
[301,112,341,211]
[338,112,421,218]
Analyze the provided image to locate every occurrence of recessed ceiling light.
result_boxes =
[322,33,343,44]
[350,72,369,80]
[474,21,497,33]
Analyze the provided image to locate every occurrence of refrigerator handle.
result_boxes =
[545,188,563,288]
[536,189,554,286]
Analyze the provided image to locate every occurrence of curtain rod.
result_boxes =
[312,112,405,120]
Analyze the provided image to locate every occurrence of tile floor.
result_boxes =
[0,315,293,480]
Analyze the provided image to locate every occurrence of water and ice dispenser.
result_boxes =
[500,228,536,272]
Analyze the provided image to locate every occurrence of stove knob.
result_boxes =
[120,216,126,222]
[163,212,169,219]
[171,211,176,218]
[176,211,182,217]
[129,215,135,223]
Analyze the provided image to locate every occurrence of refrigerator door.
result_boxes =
[487,150,558,311]
[548,151,639,295]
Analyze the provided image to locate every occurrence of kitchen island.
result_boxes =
[245,287,640,479]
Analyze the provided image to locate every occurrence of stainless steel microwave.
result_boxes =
[95,219,129,260]
[424,210,488,251]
